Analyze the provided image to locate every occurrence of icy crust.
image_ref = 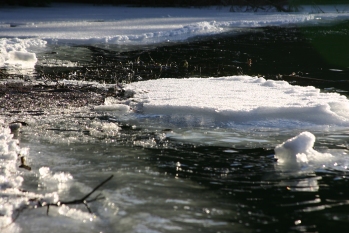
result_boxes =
[123,76,349,128]
[0,4,349,45]
[0,126,30,231]
[0,126,97,232]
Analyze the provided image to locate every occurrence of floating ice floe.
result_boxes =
[122,76,349,129]
[94,104,130,113]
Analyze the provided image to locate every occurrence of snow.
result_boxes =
[1,4,349,230]
[0,38,46,73]
[1,4,349,71]
[0,127,34,231]
[1,4,348,45]
[122,76,349,128]
[0,126,96,232]
[274,131,332,170]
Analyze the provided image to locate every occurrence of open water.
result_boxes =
[5,20,349,233]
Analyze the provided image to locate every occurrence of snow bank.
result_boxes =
[123,76,349,128]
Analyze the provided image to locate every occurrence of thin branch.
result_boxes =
[0,174,114,230]
[45,175,114,215]
[81,174,113,201]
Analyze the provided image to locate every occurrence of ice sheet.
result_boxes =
[122,76,349,128]
[1,4,349,71]
[0,4,348,45]
[2,4,349,232]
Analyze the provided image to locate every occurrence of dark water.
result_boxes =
[30,20,349,233]
[37,20,349,89]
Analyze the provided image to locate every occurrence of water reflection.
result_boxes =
[9,21,349,232]
[16,119,349,233]
[33,22,349,91]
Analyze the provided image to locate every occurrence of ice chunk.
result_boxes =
[94,104,130,113]
[7,51,37,68]
[39,167,73,192]
[0,38,46,72]
[274,132,331,169]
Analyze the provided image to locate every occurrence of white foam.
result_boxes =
[123,76,349,129]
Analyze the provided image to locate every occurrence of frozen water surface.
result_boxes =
[1,3,349,71]
[122,76,349,128]
[1,3,349,233]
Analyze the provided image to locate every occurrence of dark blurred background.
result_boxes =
[0,0,348,8]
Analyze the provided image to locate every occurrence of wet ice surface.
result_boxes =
[122,76,349,128]
[1,76,348,232]
[9,124,349,233]
[1,4,349,73]
[14,136,245,233]
[2,3,349,233]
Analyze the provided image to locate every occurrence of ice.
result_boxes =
[0,126,93,232]
[1,4,348,72]
[274,132,349,173]
[0,4,348,46]
[1,4,349,231]
[0,38,46,72]
[0,127,28,230]
[274,131,332,170]
[123,76,349,129]
[94,104,130,113]
[7,51,37,68]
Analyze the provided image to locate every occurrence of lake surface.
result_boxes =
[3,20,349,233]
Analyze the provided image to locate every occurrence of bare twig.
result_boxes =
[45,174,114,215]
[1,175,114,230]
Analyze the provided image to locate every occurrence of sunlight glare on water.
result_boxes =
[1,4,349,233]
[17,138,246,233]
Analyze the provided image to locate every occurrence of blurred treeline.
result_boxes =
[0,0,348,7]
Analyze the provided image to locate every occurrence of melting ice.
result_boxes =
[0,38,46,73]
[121,76,349,129]
[274,131,332,170]
[1,4,349,71]
[1,4,349,232]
